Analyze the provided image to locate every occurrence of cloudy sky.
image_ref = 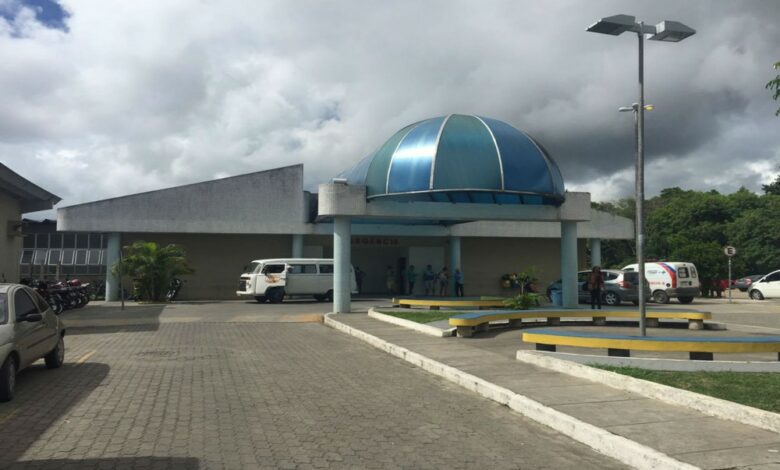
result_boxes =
[1,0,779,218]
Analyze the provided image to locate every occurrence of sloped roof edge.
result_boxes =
[0,162,61,212]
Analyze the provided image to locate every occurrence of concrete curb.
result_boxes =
[522,350,780,372]
[517,350,780,435]
[368,308,454,337]
[324,313,698,470]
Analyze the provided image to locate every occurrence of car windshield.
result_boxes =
[0,293,6,324]
[246,262,260,274]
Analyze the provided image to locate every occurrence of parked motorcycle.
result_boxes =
[166,278,183,302]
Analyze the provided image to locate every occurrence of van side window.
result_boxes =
[678,267,689,278]
[262,264,286,275]
[690,267,698,278]
[288,264,317,274]
[319,264,333,274]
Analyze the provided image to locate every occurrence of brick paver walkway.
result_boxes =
[0,322,625,469]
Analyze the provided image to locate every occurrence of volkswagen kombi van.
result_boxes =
[622,261,700,304]
[236,258,357,303]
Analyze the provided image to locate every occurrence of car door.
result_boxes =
[761,271,780,298]
[12,288,49,368]
[577,272,590,302]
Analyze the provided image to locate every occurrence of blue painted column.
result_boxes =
[105,233,121,301]
[590,238,602,268]
[450,236,461,296]
[560,221,579,308]
[333,216,351,313]
[292,234,304,258]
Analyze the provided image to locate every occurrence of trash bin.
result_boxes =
[550,289,562,306]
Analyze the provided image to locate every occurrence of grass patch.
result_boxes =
[377,310,460,324]
[595,366,780,412]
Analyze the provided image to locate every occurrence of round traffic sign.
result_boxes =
[724,246,736,257]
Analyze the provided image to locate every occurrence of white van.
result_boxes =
[236,258,357,303]
[622,262,700,304]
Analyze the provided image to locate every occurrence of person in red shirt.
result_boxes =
[588,266,605,310]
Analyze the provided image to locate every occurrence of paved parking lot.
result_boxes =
[0,315,626,469]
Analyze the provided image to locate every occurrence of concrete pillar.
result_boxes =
[105,233,121,301]
[450,236,461,296]
[560,221,578,308]
[590,238,602,268]
[333,217,351,313]
[291,234,304,258]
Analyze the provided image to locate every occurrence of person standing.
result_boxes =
[423,265,435,296]
[406,265,417,296]
[588,266,604,310]
[454,268,464,297]
[385,265,396,296]
[438,267,449,297]
[354,266,365,294]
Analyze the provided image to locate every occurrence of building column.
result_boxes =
[105,233,121,301]
[560,221,578,308]
[450,236,461,296]
[291,234,304,258]
[590,238,602,268]
[333,217,351,313]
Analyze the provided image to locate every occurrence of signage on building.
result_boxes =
[352,237,399,246]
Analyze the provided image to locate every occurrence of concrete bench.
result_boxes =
[449,309,712,338]
[521,329,780,361]
[392,297,506,311]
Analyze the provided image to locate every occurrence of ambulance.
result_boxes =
[621,262,700,304]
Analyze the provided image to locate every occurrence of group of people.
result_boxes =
[378,264,464,297]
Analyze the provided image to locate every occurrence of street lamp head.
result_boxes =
[649,20,696,42]
[586,14,636,35]
[618,106,634,112]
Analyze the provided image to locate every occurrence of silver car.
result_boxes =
[0,283,66,402]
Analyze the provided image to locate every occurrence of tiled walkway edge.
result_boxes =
[324,313,698,470]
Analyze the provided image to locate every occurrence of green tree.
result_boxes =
[113,241,194,301]
[767,61,780,116]
[763,172,780,196]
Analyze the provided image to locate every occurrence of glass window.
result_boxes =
[20,249,34,265]
[30,290,49,313]
[577,272,590,283]
[47,249,62,265]
[75,249,88,265]
[75,234,88,249]
[604,272,619,281]
[33,249,47,265]
[36,233,49,248]
[88,249,102,265]
[14,289,39,317]
[22,234,34,248]
[319,264,333,274]
[89,234,101,249]
[262,264,286,274]
[678,267,689,278]
[246,262,261,274]
[0,293,7,324]
[767,272,780,282]
[50,233,63,248]
[63,233,76,247]
[690,266,698,278]
[61,249,75,265]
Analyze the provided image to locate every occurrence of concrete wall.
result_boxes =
[58,165,309,235]
[0,194,21,282]
[120,233,291,300]
[461,237,587,297]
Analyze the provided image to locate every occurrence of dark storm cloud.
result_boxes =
[0,0,778,215]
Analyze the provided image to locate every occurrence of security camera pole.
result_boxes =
[587,14,695,336]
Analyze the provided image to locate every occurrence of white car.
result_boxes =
[0,283,66,401]
[748,270,780,300]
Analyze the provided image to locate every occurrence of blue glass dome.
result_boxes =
[341,114,565,205]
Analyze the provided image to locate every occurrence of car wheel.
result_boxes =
[268,288,285,304]
[604,291,620,306]
[313,294,326,302]
[678,296,694,304]
[326,290,333,302]
[254,296,267,303]
[750,289,765,301]
[0,355,17,402]
[45,336,65,369]
[652,290,670,304]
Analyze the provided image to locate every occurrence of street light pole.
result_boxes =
[636,22,646,336]
[587,14,695,337]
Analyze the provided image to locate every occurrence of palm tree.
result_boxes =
[113,241,194,301]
